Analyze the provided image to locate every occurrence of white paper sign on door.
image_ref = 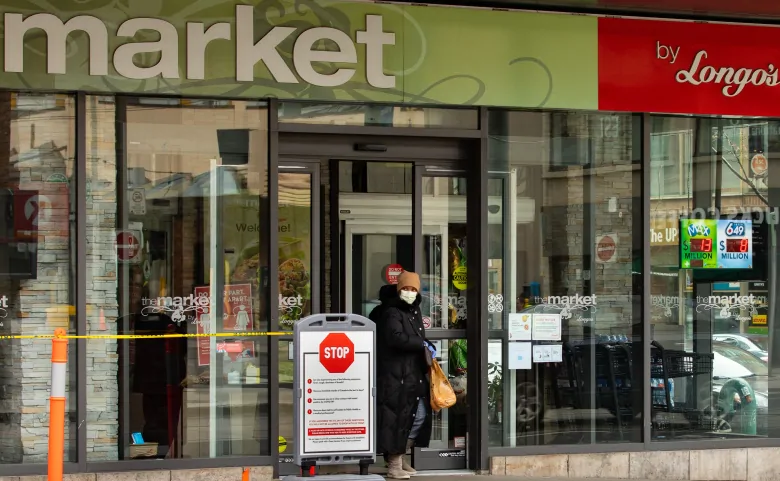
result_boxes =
[532,344,563,363]
[508,313,532,341]
[298,331,374,456]
[508,342,532,370]
[532,313,562,341]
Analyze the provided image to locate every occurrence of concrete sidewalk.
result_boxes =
[410,476,637,481]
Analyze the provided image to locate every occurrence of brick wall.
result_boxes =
[0,92,23,463]
[551,112,636,337]
[504,111,637,337]
[0,93,76,462]
[85,98,120,460]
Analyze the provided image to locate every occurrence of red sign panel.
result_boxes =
[116,231,141,262]
[223,284,253,331]
[194,285,255,366]
[598,17,780,117]
[385,264,403,285]
[319,333,354,374]
[12,190,41,240]
[597,235,617,263]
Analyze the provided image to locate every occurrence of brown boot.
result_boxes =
[386,454,410,480]
[402,439,417,474]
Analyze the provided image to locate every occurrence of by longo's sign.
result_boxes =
[3,0,780,116]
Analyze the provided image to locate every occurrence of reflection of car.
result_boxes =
[713,334,768,362]
[711,342,768,434]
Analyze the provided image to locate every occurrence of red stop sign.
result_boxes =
[597,235,616,263]
[116,231,141,261]
[319,333,354,374]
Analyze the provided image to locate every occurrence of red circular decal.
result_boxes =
[751,154,768,177]
[422,317,431,329]
[385,264,404,285]
[116,231,141,261]
[597,235,616,263]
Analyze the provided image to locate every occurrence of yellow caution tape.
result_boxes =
[0,331,289,340]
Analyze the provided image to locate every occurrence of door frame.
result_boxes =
[278,160,322,316]
[272,123,489,475]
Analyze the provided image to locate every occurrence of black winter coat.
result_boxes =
[376,293,432,455]
[368,285,398,324]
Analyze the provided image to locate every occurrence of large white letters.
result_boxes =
[357,15,395,88]
[294,27,356,87]
[114,18,179,79]
[3,8,397,89]
[675,49,780,97]
[5,12,108,75]
[186,21,231,80]
[235,4,297,83]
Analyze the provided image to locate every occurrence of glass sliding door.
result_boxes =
[414,170,469,469]
[276,162,317,474]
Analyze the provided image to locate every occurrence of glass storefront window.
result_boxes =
[0,92,77,464]
[85,97,270,460]
[650,116,777,441]
[487,110,643,446]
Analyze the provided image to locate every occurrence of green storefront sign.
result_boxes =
[0,0,597,109]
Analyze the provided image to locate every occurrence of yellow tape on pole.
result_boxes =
[0,331,288,340]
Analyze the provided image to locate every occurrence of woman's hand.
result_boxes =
[425,340,437,358]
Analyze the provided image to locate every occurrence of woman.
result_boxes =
[376,271,435,479]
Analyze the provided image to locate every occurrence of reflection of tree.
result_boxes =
[712,129,768,206]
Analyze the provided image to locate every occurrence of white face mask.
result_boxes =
[399,290,417,305]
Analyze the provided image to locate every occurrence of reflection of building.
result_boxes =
[650,119,773,338]
[0,96,75,463]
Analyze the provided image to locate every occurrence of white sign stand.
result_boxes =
[287,314,381,481]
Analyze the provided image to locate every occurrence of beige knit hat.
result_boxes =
[396,271,421,292]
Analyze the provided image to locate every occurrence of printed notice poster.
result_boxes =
[223,284,253,331]
[194,284,255,367]
[532,313,562,341]
[508,313,532,341]
[298,331,374,455]
[533,344,563,363]
[508,342,532,370]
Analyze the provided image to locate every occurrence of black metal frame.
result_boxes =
[274,158,322,477]
[8,93,780,477]
[276,119,482,471]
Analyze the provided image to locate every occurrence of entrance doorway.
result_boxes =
[276,133,476,474]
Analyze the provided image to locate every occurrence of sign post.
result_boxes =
[288,314,381,481]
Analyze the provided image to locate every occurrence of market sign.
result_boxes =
[0,0,597,110]
[6,0,780,117]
